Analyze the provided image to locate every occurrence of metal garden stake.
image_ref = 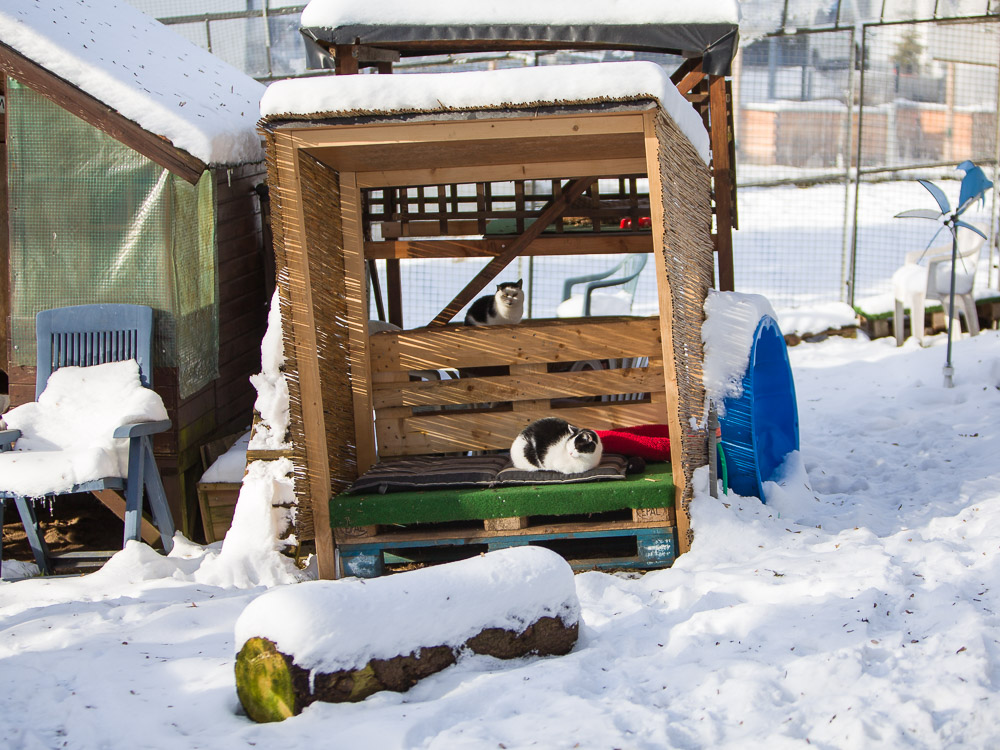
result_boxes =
[895,161,992,387]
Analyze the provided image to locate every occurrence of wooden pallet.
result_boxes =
[335,507,675,578]
[196,482,241,544]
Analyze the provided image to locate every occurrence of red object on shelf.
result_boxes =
[619,216,652,230]
[595,424,670,460]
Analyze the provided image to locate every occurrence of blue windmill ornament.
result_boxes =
[895,161,992,387]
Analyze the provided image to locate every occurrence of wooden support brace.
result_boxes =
[429,177,597,326]
[93,489,161,546]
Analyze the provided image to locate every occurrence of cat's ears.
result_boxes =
[497,279,523,290]
[513,279,523,289]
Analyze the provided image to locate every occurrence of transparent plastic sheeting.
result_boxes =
[6,79,219,399]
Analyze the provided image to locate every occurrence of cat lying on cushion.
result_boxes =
[510,417,603,474]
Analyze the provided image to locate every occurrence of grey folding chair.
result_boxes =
[0,304,174,575]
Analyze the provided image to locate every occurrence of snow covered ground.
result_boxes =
[3,326,1000,748]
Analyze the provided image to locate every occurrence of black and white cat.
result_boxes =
[510,417,603,474]
[464,280,524,326]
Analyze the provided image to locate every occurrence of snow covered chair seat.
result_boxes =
[0,304,174,575]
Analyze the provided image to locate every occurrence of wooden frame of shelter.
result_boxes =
[259,10,740,578]
[261,87,716,579]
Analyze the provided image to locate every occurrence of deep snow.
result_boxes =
[4,327,1000,748]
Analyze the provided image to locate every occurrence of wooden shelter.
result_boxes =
[0,3,272,541]
[259,58,726,578]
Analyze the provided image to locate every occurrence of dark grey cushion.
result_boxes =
[346,454,510,495]
[345,453,629,495]
[494,454,629,485]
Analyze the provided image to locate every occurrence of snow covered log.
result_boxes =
[234,546,580,722]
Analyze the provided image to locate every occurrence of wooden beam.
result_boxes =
[386,259,403,327]
[642,111,691,554]
[365,233,655,260]
[334,46,359,75]
[373,364,666,409]
[288,111,649,150]
[670,57,703,86]
[92,490,161,546]
[673,62,705,97]
[330,44,400,67]
[272,135,336,579]
[709,75,735,291]
[429,176,597,326]
[355,158,649,189]
[0,42,207,185]
[370,316,661,371]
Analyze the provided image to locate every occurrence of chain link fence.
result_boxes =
[142,1,1000,317]
[736,15,1000,314]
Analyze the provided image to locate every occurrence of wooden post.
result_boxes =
[334,46,359,75]
[1,76,8,380]
[272,133,336,578]
[709,75,735,292]
[386,260,403,327]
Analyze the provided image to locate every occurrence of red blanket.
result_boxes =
[595,424,670,460]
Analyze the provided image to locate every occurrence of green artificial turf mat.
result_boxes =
[330,461,673,527]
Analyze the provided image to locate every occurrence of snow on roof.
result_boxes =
[260,61,711,163]
[301,0,741,27]
[0,0,265,167]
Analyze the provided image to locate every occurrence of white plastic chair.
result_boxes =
[556,254,648,318]
[892,222,986,346]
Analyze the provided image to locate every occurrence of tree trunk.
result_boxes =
[235,615,578,723]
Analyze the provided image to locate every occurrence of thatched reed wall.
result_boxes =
[651,107,714,548]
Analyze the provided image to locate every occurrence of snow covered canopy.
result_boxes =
[299,0,741,76]
[260,61,710,163]
[0,0,265,176]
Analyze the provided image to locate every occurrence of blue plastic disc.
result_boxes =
[718,315,799,501]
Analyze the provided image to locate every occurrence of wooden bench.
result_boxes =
[332,315,677,576]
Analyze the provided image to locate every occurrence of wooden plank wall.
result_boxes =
[368,317,669,457]
[213,162,270,438]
